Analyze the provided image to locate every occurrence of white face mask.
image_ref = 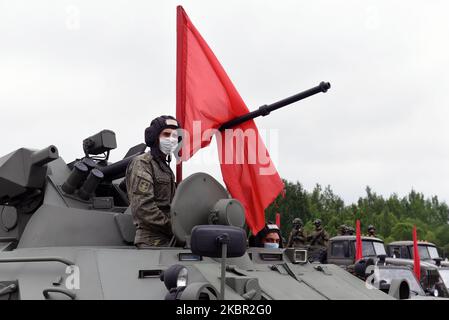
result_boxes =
[159,136,178,155]
[264,242,279,249]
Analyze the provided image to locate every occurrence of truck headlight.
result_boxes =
[176,267,188,287]
[160,265,188,291]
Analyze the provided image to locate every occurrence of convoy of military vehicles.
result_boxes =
[0,129,447,300]
[320,235,449,298]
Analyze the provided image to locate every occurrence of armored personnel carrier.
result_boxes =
[0,131,398,300]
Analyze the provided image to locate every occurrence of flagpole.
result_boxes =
[355,219,363,261]
[176,162,182,184]
[413,226,421,280]
[176,6,186,185]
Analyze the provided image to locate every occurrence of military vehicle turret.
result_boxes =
[0,131,401,300]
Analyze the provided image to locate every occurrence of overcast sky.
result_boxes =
[1,0,449,204]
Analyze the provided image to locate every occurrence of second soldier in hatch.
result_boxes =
[346,226,355,236]
[307,219,329,247]
[287,218,307,248]
[306,219,329,263]
[125,115,180,248]
[338,224,348,236]
[367,225,376,237]
[249,223,283,249]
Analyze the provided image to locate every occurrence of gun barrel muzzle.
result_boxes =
[31,145,59,167]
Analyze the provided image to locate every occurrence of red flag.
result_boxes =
[275,213,281,228]
[413,226,421,280]
[176,6,284,235]
[355,219,363,261]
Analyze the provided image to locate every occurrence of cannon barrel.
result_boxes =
[219,81,331,131]
[31,145,59,166]
[96,143,147,181]
[178,82,331,183]
[98,155,136,181]
[0,146,59,204]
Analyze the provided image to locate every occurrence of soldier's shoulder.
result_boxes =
[129,152,153,174]
[131,152,154,166]
[134,152,153,163]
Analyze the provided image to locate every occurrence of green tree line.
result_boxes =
[265,180,449,256]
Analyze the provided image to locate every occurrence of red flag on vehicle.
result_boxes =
[355,219,363,261]
[275,213,281,228]
[413,226,421,280]
[176,6,284,235]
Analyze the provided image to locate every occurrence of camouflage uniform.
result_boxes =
[125,152,176,247]
[287,229,307,248]
[346,226,355,236]
[308,225,329,247]
[287,219,307,248]
[367,225,376,237]
[306,220,329,263]
[338,225,348,236]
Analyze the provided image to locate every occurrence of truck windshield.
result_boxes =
[439,269,449,289]
[362,241,386,257]
[373,242,387,255]
[428,246,440,259]
[410,245,431,260]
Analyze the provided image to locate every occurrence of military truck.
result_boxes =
[320,236,449,297]
[386,241,449,266]
[326,235,386,267]
[386,241,449,296]
[0,131,400,300]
